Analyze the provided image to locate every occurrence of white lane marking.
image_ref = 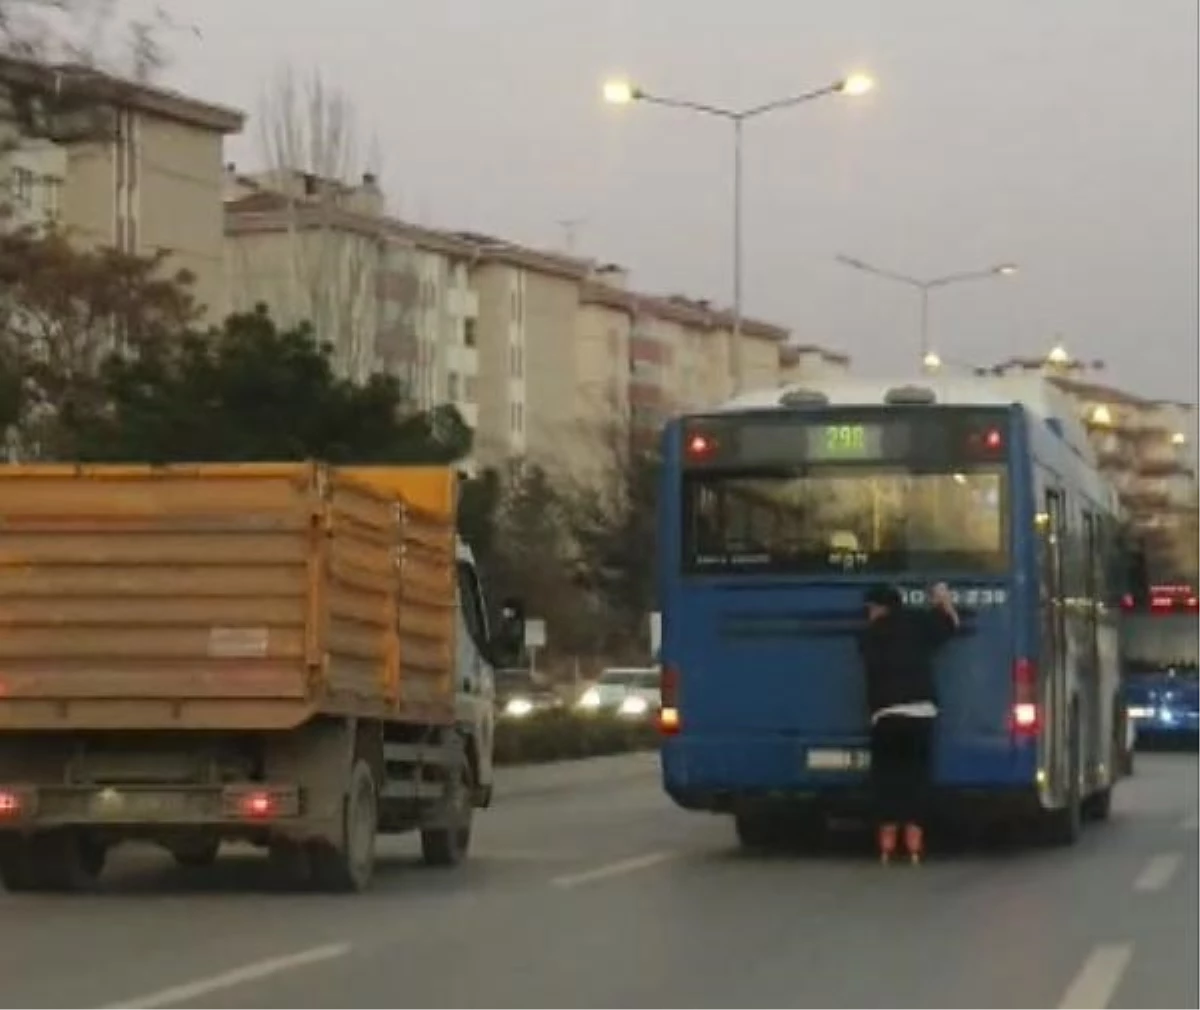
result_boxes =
[1182,812,1198,831]
[551,850,678,889]
[1057,943,1133,1009]
[103,943,352,1009]
[1133,852,1182,893]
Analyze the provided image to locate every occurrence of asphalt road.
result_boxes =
[1,751,1195,1010]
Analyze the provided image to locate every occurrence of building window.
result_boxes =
[465,375,478,401]
[510,402,524,434]
[448,371,460,402]
[43,178,61,220]
[509,344,524,379]
[10,167,33,208]
[463,317,477,348]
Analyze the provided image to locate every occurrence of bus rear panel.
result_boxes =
[658,403,1043,823]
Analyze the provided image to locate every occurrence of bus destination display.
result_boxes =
[682,411,1008,467]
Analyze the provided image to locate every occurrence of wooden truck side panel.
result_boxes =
[0,463,456,731]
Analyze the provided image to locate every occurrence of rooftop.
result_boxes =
[0,53,245,133]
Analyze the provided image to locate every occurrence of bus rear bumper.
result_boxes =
[662,734,1041,821]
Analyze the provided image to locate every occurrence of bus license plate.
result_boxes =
[806,748,869,771]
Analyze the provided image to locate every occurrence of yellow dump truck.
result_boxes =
[0,463,522,893]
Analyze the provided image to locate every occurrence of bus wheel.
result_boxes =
[1045,714,1082,846]
[734,809,784,851]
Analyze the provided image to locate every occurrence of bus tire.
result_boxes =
[734,809,783,851]
[1045,710,1082,846]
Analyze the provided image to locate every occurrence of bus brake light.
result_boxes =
[1011,658,1040,736]
[686,433,715,458]
[659,665,681,735]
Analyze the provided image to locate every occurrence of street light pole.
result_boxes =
[835,254,1018,370]
[605,73,874,395]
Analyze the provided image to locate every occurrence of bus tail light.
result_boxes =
[659,664,681,735]
[1011,657,1040,736]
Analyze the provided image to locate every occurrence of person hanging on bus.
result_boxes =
[859,582,960,864]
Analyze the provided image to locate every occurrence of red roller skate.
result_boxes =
[903,823,925,865]
[877,823,899,865]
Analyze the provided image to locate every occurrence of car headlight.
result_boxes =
[577,688,601,710]
[1127,705,1153,719]
[619,695,649,716]
[505,697,534,717]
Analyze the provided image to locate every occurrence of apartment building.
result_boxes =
[224,171,800,477]
[224,173,481,431]
[779,344,852,385]
[988,346,1198,581]
[0,55,244,318]
[574,269,791,451]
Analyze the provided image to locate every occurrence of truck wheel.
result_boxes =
[310,759,378,893]
[172,837,220,869]
[421,760,473,868]
[0,836,38,892]
[35,830,106,891]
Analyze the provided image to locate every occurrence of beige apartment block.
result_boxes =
[225,171,802,479]
[780,343,853,385]
[574,270,791,456]
[225,178,482,432]
[0,55,244,320]
[988,348,1199,581]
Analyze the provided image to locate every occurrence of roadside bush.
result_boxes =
[493,710,659,766]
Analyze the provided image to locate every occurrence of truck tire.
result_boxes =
[421,756,473,868]
[172,837,220,869]
[6,830,107,891]
[0,836,38,892]
[310,758,378,893]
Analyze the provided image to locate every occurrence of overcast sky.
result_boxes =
[139,0,1197,402]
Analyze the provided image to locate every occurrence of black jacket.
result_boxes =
[858,607,958,717]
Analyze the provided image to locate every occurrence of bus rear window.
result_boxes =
[682,468,1009,575]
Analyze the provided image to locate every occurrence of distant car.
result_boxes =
[494,668,563,719]
[1124,661,1199,747]
[576,666,660,720]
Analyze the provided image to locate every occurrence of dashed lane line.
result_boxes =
[1133,852,1183,893]
[102,942,352,1009]
[1057,943,1133,1009]
[551,850,679,889]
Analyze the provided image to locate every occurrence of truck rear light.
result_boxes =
[658,706,681,735]
[222,785,300,820]
[1011,658,1040,736]
[241,791,275,818]
[0,789,21,818]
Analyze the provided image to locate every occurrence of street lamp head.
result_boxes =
[994,263,1018,276]
[837,72,875,97]
[922,351,943,372]
[602,79,639,105]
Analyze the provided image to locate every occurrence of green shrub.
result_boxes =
[493,710,660,765]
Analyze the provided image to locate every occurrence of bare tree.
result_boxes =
[0,0,184,79]
[227,64,390,383]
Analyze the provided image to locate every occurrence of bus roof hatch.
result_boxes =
[883,385,938,405]
[777,388,831,408]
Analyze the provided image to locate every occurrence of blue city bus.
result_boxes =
[656,377,1143,848]
[1121,586,1199,746]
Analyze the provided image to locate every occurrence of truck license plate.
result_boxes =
[806,748,869,771]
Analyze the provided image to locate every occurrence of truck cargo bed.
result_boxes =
[0,464,456,730]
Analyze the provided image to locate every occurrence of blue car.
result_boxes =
[1124,662,1199,745]
[1121,599,1198,747]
